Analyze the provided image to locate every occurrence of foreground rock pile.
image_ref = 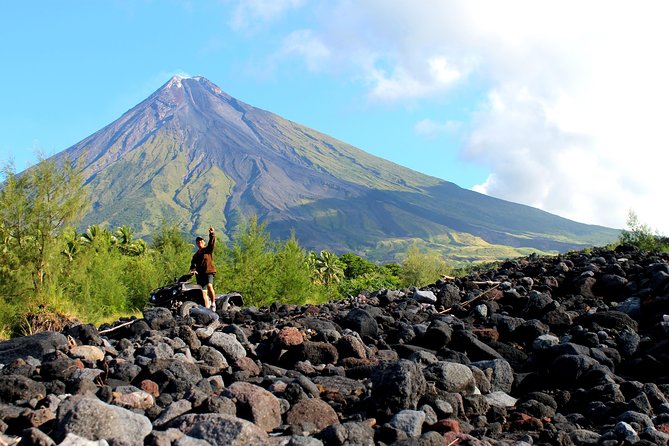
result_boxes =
[2,244,669,445]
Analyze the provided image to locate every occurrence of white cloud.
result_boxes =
[367,55,464,101]
[268,0,669,234]
[415,118,461,138]
[229,0,306,31]
[279,29,331,71]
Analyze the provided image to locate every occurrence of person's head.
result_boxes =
[195,236,205,249]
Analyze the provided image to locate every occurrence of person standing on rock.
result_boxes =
[190,226,217,310]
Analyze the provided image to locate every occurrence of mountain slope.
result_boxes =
[53,75,618,261]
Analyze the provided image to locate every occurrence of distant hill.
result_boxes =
[51,75,619,262]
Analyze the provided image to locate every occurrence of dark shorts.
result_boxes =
[196,273,215,287]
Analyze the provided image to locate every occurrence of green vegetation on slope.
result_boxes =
[0,159,659,339]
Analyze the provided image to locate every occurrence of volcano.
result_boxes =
[52,75,618,261]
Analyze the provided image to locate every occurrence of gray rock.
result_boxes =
[371,360,426,416]
[196,345,229,376]
[485,391,517,408]
[388,409,426,438]
[208,332,246,361]
[413,289,437,304]
[614,421,640,443]
[187,306,219,325]
[224,381,281,432]
[0,331,68,365]
[641,426,669,445]
[0,374,47,404]
[297,341,339,366]
[568,429,600,445]
[532,334,560,351]
[470,358,514,393]
[617,410,653,430]
[343,308,378,338]
[194,320,221,340]
[142,307,175,330]
[54,396,152,446]
[136,342,174,360]
[19,427,56,446]
[419,404,438,425]
[59,433,110,445]
[319,420,375,446]
[469,366,491,394]
[169,413,269,446]
[153,399,193,428]
[424,361,476,394]
[617,328,640,357]
[423,320,453,350]
[68,345,105,363]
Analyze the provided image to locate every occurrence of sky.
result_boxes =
[2,1,668,234]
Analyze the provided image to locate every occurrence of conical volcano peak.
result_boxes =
[54,75,619,260]
[161,74,192,91]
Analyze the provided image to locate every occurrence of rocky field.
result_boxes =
[2,244,669,445]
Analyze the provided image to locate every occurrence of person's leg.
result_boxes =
[207,274,215,309]
[197,274,211,308]
[207,283,215,308]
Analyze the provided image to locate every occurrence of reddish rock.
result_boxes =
[339,357,377,368]
[509,412,544,431]
[337,335,367,360]
[112,390,155,410]
[139,379,160,398]
[286,398,339,433]
[277,327,304,348]
[432,418,460,433]
[472,328,499,343]
[224,382,281,432]
[488,288,504,301]
[234,357,260,377]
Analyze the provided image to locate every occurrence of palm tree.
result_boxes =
[310,250,345,286]
[80,225,114,251]
[113,225,134,246]
[61,228,80,262]
[113,225,146,255]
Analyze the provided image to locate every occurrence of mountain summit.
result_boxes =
[56,76,617,261]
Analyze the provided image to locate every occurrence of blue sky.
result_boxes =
[2,1,668,234]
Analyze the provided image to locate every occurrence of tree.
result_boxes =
[310,250,345,286]
[618,210,667,252]
[80,225,114,252]
[222,216,276,307]
[0,157,87,295]
[113,225,146,256]
[400,244,450,288]
[339,252,378,279]
[273,232,314,305]
[150,223,193,284]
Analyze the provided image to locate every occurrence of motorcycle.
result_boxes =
[148,273,243,316]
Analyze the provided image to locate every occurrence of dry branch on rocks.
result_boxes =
[1,244,669,445]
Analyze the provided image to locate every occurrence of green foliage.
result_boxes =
[273,232,314,305]
[309,250,345,286]
[336,253,401,297]
[151,223,194,284]
[0,160,524,339]
[618,210,669,252]
[399,244,452,288]
[221,216,277,307]
[0,158,87,295]
[339,252,377,279]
